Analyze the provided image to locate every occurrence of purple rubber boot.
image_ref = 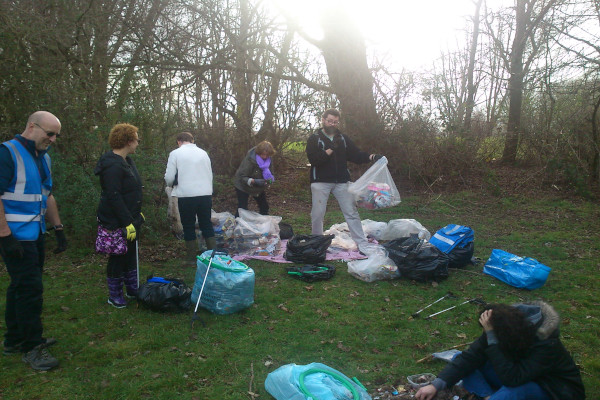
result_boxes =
[107,277,126,308]
[124,269,138,299]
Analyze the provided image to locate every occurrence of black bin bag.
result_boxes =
[284,234,334,264]
[137,276,192,312]
[448,241,474,269]
[382,234,449,282]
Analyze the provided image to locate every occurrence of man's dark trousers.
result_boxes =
[3,236,45,352]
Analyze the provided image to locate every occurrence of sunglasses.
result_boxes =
[34,122,61,138]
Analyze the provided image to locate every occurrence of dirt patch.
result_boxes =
[371,383,481,400]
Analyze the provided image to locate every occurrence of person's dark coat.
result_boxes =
[234,147,267,197]
[94,151,143,230]
[438,301,585,400]
[305,129,370,184]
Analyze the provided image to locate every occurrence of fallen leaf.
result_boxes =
[277,304,290,313]
[337,342,351,352]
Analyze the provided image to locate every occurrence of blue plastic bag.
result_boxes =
[483,249,551,290]
[429,224,474,254]
[191,250,254,315]
[264,362,371,400]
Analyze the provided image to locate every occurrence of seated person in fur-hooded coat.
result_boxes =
[416,301,585,400]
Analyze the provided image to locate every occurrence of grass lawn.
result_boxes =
[1,192,598,399]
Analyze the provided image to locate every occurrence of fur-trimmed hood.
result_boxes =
[516,301,560,340]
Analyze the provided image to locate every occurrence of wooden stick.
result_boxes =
[416,343,469,363]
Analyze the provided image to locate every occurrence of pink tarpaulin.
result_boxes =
[232,239,367,263]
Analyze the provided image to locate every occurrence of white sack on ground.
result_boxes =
[380,218,431,241]
[166,186,184,239]
[348,254,399,282]
[361,219,388,240]
[324,222,357,251]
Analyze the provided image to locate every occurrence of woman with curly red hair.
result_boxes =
[94,123,144,308]
[416,302,585,400]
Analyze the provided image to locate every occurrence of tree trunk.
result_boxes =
[256,30,294,147]
[591,95,600,183]
[464,0,484,133]
[319,8,380,144]
[232,0,254,162]
[502,0,527,164]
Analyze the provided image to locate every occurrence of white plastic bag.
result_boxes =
[361,219,388,240]
[380,219,431,241]
[348,156,400,209]
[348,254,399,282]
[324,222,356,251]
[236,208,281,236]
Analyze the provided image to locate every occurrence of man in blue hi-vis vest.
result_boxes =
[0,111,68,371]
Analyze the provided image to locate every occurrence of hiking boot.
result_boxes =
[107,277,127,308]
[22,343,59,371]
[4,338,56,355]
[3,342,22,355]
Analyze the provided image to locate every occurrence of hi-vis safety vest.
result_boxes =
[429,224,474,254]
[1,139,52,240]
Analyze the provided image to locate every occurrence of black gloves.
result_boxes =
[54,230,68,254]
[133,212,146,232]
[370,154,383,161]
[253,178,267,187]
[0,234,24,259]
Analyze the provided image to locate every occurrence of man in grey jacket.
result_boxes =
[164,132,215,264]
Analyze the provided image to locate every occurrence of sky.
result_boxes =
[267,0,511,71]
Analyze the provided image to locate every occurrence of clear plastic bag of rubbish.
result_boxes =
[235,234,281,256]
[211,209,236,239]
[236,208,281,236]
[191,251,255,315]
[348,156,400,210]
[379,219,431,241]
[361,219,388,241]
[265,362,372,400]
[348,253,399,282]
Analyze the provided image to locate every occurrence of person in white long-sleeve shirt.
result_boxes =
[164,132,215,264]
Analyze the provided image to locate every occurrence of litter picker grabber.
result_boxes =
[424,298,486,320]
[411,292,456,318]
[135,240,139,290]
[191,248,216,328]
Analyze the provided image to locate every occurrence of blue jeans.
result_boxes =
[462,361,551,400]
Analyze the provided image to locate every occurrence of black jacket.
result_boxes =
[94,151,143,230]
[438,301,585,400]
[305,129,370,183]
[234,147,268,196]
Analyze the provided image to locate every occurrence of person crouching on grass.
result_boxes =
[415,301,585,400]
[234,140,276,217]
